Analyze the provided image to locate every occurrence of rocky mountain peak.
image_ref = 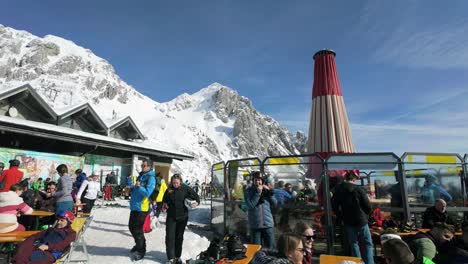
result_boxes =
[0,25,307,182]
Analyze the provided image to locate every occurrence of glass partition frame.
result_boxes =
[211,161,225,237]
[325,153,403,254]
[262,154,326,252]
[401,152,466,229]
[224,158,262,242]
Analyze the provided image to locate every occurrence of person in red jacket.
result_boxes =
[0,159,24,192]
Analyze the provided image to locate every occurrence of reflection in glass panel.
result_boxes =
[403,154,463,228]
[327,154,402,255]
[225,159,261,243]
[264,156,327,254]
[211,163,225,237]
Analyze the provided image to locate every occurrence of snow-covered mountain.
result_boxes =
[0,24,306,182]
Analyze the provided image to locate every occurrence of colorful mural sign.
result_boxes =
[0,147,84,182]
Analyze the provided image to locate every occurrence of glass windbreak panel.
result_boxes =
[211,162,225,237]
[263,155,327,253]
[403,153,464,228]
[327,154,401,255]
[225,158,261,243]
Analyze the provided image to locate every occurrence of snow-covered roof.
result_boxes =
[0,115,193,160]
[56,102,108,133]
[0,84,193,160]
[1,84,143,139]
[106,116,145,140]
[0,84,57,121]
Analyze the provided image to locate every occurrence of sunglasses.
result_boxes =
[303,235,317,240]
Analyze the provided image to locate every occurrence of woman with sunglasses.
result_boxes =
[294,222,315,264]
[252,233,304,264]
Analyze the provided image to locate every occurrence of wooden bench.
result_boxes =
[54,216,93,263]
[0,231,41,237]
[320,254,364,264]
[221,244,261,264]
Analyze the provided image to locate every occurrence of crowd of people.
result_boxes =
[2,156,467,264]
[235,169,468,264]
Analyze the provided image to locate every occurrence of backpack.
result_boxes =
[205,238,228,260]
[142,213,152,233]
[226,234,247,260]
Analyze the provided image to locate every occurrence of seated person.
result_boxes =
[39,182,57,212]
[382,238,417,264]
[434,221,468,264]
[13,210,77,264]
[252,232,304,264]
[422,199,456,229]
[294,222,315,264]
[39,182,58,227]
[298,180,317,203]
[407,222,454,262]
[0,184,33,233]
[18,179,40,230]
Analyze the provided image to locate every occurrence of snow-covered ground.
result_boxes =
[76,198,213,263]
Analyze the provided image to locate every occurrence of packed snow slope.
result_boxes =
[0,25,306,182]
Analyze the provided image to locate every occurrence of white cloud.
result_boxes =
[355,1,468,69]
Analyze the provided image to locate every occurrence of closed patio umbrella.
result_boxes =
[306,50,355,181]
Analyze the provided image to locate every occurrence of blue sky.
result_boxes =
[2,0,468,155]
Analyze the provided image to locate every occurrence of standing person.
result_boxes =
[244,171,277,249]
[123,175,133,200]
[155,177,168,219]
[421,173,453,205]
[0,159,24,192]
[72,169,86,200]
[75,173,101,213]
[332,171,374,264]
[129,159,155,261]
[46,164,73,213]
[0,184,33,233]
[162,174,200,264]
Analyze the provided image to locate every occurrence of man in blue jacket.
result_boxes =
[244,171,277,249]
[129,159,156,261]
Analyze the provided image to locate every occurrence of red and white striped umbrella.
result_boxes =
[307,49,354,159]
[306,50,355,182]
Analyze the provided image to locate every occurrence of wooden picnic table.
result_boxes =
[28,210,55,217]
[0,230,40,237]
[221,244,261,264]
[23,210,55,230]
[0,223,15,230]
[0,236,27,243]
[320,254,364,264]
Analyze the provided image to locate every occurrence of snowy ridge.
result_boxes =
[0,25,307,182]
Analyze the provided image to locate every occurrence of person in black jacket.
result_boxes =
[332,171,374,264]
[422,199,456,229]
[162,174,200,264]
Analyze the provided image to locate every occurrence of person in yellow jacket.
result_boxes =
[153,179,167,218]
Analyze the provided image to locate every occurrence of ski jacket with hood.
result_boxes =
[332,181,372,226]
[162,183,200,221]
[130,170,156,212]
